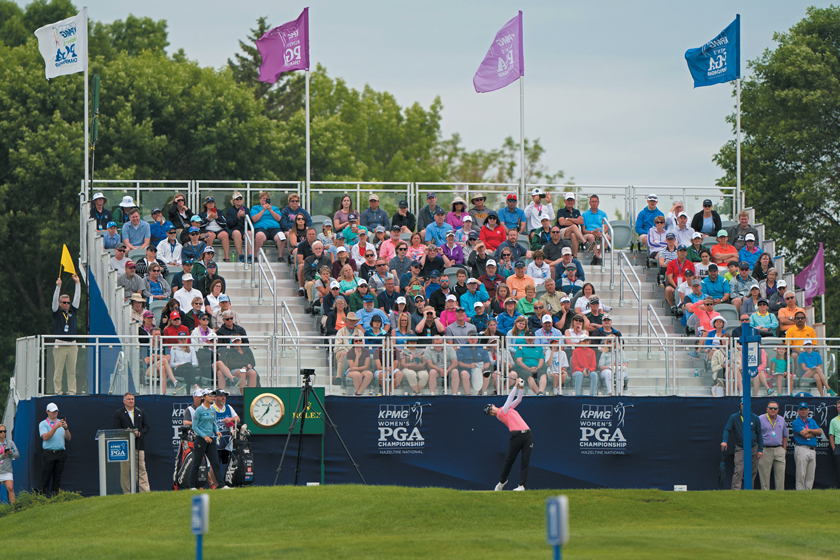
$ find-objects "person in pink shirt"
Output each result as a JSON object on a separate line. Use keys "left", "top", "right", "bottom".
{"left": 378, "top": 225, "right": 401, "bottom": 263}
{"left": 485, "top": 379, "right": 533, "bottom": 491}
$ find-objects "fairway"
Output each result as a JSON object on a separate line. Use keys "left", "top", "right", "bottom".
{"left": 1, "top": 486, "right": 838, "bottom": 559}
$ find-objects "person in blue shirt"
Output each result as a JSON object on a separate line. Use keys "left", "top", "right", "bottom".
{"left": 149, "top": 207, "right": 174, "bottom": 247}
{"left": 103, "top": 221, "right": 121, "bottom": 249}
{"left": 738, "top": 233, "right": 763, "bottom": 270}
{"left": 460, "top": 278, "right": 489, "bottom": 318}
{"left": 279, "top": 194, "right": 312, "bottom": 232}
{"left": 581, "top": 194, "right": 610, "bottom": 266}
{"left": 701, "top": 264, "right": 730, "bottom": 304}
{"left": 39, "top": 402, "right": 71, "bottom": 496}
{"left": 456, "top": 336, "right": 492, "bottom": 395}
{"left": 497, "top": 299, "right": 520, "bottom": 335}
{"left": 424, "top": 209, "right": 454, "bottom": 247}
{"left": 798, "top": 341, "right": 828, "bottom": 397}
{"left": 190, "top": 390, "right": 226, "bottom": 490}
{"left": 791, "top": 402, "right": 822, "bottom": 490}
{"left": 498, "top": 193, "right": 526, "bottom": 232}
{"left": 122, "top": 209, "right": 151, "bottom": 251}
{"left": 356, "top": 295, "right": 390, "bottom": 332}
{"left": 250, "top": 191, "right": 287, "bottom": 261}
{"left": 635, "top": 194, "right": 664, "bottom": 250}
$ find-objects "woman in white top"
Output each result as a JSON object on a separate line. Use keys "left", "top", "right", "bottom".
{"left": 0, "top": 422, "right": 20, "bottom": 504}
{"left": 574, "top": 283, "right": 612, "bottom": 315}
{"left": 204, "top": 280, "right": 224, "bottom": 315}
{"left": 190, "top": 313, "right": 236, "bottom": 390}
{"left": 170, "top": 336, "right": 199, "bottom": 388}
{"left": 564, "top": 314, "right": 589, "bottom": 364}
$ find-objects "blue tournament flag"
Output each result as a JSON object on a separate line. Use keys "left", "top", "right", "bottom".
{"left": 684, "top": 15, "right": 740, "bottom": 87}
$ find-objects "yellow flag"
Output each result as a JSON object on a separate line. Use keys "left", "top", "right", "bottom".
{"left": 60, "top": 244, "right": 76, "bottom": 275}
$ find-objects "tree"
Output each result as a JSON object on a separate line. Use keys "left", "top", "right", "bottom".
{"left": 713, "top": 5, "right": 839, "bottom": 337}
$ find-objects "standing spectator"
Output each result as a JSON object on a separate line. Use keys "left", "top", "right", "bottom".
{"left": 829, "top": 399, "right": 840, "bottom": 485}
{"left": 360, "top": 194, "right": 389, "bottom": 231}
{"left": 581, "top": 195, "right": 610, "bottom": 266}
{"left": 417, "top": 192, "right": 446, "bottom": 237}
{"left": 113, "top": 392, "right": 150, "bottom": 493}
{"left": 691, "top": 199, "right": 722, "bottom": 238}
{"left": 792, "top": 402, "right": 822, "bottom": 490}
{"left": 721, "top": 400, "right": 763, "bottom": 490}
{"left": 555, "top": 193, "right": 586, "bottom": 256}
{"left": 250, "top": 191, "right": 287, "bottom": 262}
{"left": 728, "top": 211, "right": 760, "bottom": 251}
{"left": 121, "top": 209, "right": 151, "bottom": 251}
{"left": 757, "top": 401, "right": 787, "bottom": 491}
{"left": 498, "top": 193, "right": 526, "bottom": 233}
{"left": 524, "top": 188, "right": 554, "bottom": 232}
{"left": 190, "top": 390, "right": 226, "bottom": 490}
{"left": 391, "top": 200, "right": 416, "bottom": 233}
{"left": 148, "top": 207, "right": 173, "bottom": 247}
{"left": 223, "top": 191, "right": 249, "bottom": 262}
{"left": 90, "top": 192, "right": 113, "bottom": 231}
{"left": 52, "top": 275, "right": 81, "bottom": 395}
{"left": 468, "top": 194, "right": 490, "bottom": 231}
{"left": 480, "top": 211, "right": 506, "bottom": 252}
{"left": 40, "top": 403, "right": 70, "bottom": 496}
{"left": 167, "top": 193, "right": 193, "bottom": 236}
{"left": 635, "top": 194, "right": 664, "bottom": 249}
{"left": 102, "top": 221, "right": 121, "bottom": 249}
{"left": 0, "top": 423, "right": 19, "bottom": 504}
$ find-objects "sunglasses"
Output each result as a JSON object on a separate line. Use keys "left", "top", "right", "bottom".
{"left": 397, "top": 247, "right": 407, "bottom": 251}
{"left": 377, "top": 264, "right": 387, "bottom": 267}
{"left": 0, "top": 430, "right": 6, "bottom": 433}
{"left": 366, "top": 253, "right": 375, "bottom": 257}
{"left": 296, "top": 217, "right": 305, "bottom": 221}
{"left": 785, "top": 296, "right": 795, "bottom": 300}
{"left": 533, "top": 306, "right": 544, "bottom": 310}
{"left": 767, "top": 407, "right": 778, "bottom": 410}
{"left": 116, "top": 248, "right": 125, "bottom": 253}
{"left": 189, "top": 232, "right": 199, "bottom": 236}
{"left": 574, "top": 319, "right": 583, "bottom": 323}
{"left": 551, "top": 230, "right": 561, "bottom": 234}
{"left": 175, "top": 199, "right": 184, "bottom": 203}
{"left": 655, "top": 221, "right": 665, "bottom": 224}
{"left": 223, "top": 317, "right": 233, "bottom": 321}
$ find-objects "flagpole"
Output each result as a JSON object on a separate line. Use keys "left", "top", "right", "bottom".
{"left": 735, "top": 77, "right": 741, "bottom": 214}
{"left": 519, "top": 76, "right": 525, "bottom": 200}
{"left": 305, "top": 69, "right": 311, "bottom": 207}
{"left": 83, "top": 5, "right": 89, "bottom": 198}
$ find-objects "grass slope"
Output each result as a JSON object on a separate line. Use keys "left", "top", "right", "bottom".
{"left": 1, "top": 486, "right": 838, "bottom": 559}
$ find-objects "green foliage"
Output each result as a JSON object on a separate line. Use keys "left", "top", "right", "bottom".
{"left": 22, "top": 0, "right": 76, "bottom": 34}
{"left": 0, "top": 1, "right": 28, "bottom": 48}
{"left": 89, "top": 15, "right": 169, "bottom": 61}
{"left": 714, "top": 5, "right": 839, "bottom": 337}
{"left": 0, "top": 490, "right": 83, "bottom": 519}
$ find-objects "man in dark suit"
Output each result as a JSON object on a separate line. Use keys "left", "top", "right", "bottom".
{"left": 113, "top": 392, "right": 151, "bottom": 493}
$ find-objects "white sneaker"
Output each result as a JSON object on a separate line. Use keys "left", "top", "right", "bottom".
{"left": 513, "top": 485, "right": 525, "bottom": 491}
{"left": 494, "top": 480, "right": 507, "bottom": 491}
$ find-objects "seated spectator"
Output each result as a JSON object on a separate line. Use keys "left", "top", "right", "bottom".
{"left": 328, "top": 234, "right": 347, "bottom": 262}
{"left": 222, "top": 191, "right": 249, "bottom": 262}
{"left": 645, "top": 217, "right": 668, "bottom": 257}
{"left": 377, "top": 226, "right": 401, "bottom": 263}
{"left": 142, "top": 264, "right": 171, "bottom": 304}
{"left": 516, "top": 286, "right": 538, "bottom": 317}
{"left": 348, "top": 280, "right": 374, "bottom": 313}
{"left": 333, "top": 195, "right": 355, "bottom": 233}
{"left": 331, "top": 309, "right": 363, "bottom": 380}
{"left": 656, "top": 234, "right": 678, "bottom": 283}
{"left": 421, "top": 243, "right": 445, "bottom": 280}
{"left": 103, "top": 221, "right": 121, "bottom": 249}
{"left": 168, "top": 335, "right": 199, "bottom": 388}
{"left": 691, "top": 199, "right": 722, "bottom": 237}
{"left": 496, "top": 193, "right": 525, "bottom": 233}
{"left": 122, "top": 209, "right": 151, "bottom": 251}
{"left": 686, "top": 232, "right": 704, "bottom": 263}
{"left": 90, "top": 192, "right": 114, "bottom": 231}
{"left": 799, "top": 340, "right": 828, "bottom": 397}
{"left": 597, "top": 337, "right": 621, "bottom": 396}
{"left": 515, "top": 335, "right": 548, "bottom": 395}
{"left": 526, "top": 301, "right": 546, "bottom": 332}
{"left": 148, "top": 207, "right": 174, "bottom": 248}
{"left": 198, "top": 261, "right": 225, "bottom": 297}
{"left": 478, "top": 259, "right": 504, "bottom": 300}
{"left": 768, "top": 346, "right": 791, "bottom": 395}
{"left": 205, "top": 279, "right": 225, "bottom": 316}
{"left": 564, "top": 315, "right": 589, "bottom": 364}
{"left": 369, "top": 259, "right": 396, "bottom": 294}
{"left": 364, "top": 315, "right": 388, "bottom": 351}
{"left": 429, "top": 273, "right": 456, "bottom": 313}
{"left": 211, "top": 295, "right": 238, "bottom": 330}
{"left": 441, "top": 231, "right": 464, "bottom": 267}
{"left": 785, "top": 312, "right": 817, "bottom": 365}
{"left": 480, "top": 211, "right": 506, "bottom": 253}
{"left": 487, "top": 283, "right": 509, "bottom": 316}
{"left": 169, "top": 259, "right": 194, "bottom": 292}
{"left": 759, "top": 268, "right": 779, "bottom": 299}
{"left": 221, "top": 336, "right": 258, "bottom": 395}
{"left": 414, "top": 306, "right": 446, "bottom": 342}
{"left": 752, "top": 253, "right": 773, "bottom": 283}
{"left": 452, "top": 269, "right": 469, "bottom": 301}
{"left": 376, "top": 277, "right": 401, "bottom": 314}
{"left": 157, "top": 226, "right": 182, "bottom": 267}
{"left": 635, "top": 194, "right": 664, "bottom": 249}
{"left": 572, "top": 338, "right": 598, "bottom": 396}
{"left": 739, "top": 234, "right": 763, "bottom": 270}
{"left": 777, "top": 290, "right": 803, "bottom": 333}
{"left": 553, "top": 247, "right": 586, "bottom": 281}
{"left": 392, "top": 200, "right": 416, "bottom": 233}
{"left": 350, "top": 228, "right": 376, "bottom": 268}
{"left": 574, "top": 284, "right": 602, "bottom": 315}
{"left": 526, "top": 250, "right": 551, "bottom": 286}
{"left": 729, "top": 261, "right": 755, "bottom": 314}
{"left": 250, "top": 191, "right": 287, "bottom": 262}
{"left": 740, "top": 284, "right": 763, "bottom": 316}
{"left": 693, "top": 249, "right": 712, "bottom": 279}
{"left": 506, "top": 316, "right": 530, "bottom": 356}
{"left": 158, "top": 299, "right": 181, "bottom": 330}
{"left": 767, "top": 279, "right": 788, "bottom": 315}
{"left": 540, "top": 226, "right": 572, "bottom": 278}
{"left": 529, "top": 214, "right": 553, "bottom": 250}
{"left": 301, "top": 241, "right": 331, "bottom": 299}
{"left": 424, "top": 337, "right": 458, "bottom": 395}
{"left": 130, "top": 293, "right": 147, "bottom": 323}
{"left": 356, "top": 294, "right": 390, "bottom": 333}
{"left": 723, "top": 260, "right": 738, "bottom": 282}
{"left": 403, "top": 232, "right": 424, "bottom": 262}
{"left": 665, "top": 245, "right": 695, "bottom": 313}
{"left": 425, "top": 208, "right": 454, "bottom": 247}
{"left": 439, "top": 295, "right": 459, "bottom": 327}
{"left": 190, "top": 312, "right": 235, "bottom": 389}
{"left": 446, "top": 196, "right": 469, "bottom": 232}
{"left": 538, "top": 278, "right": 564, "bottom": 314}
{"left": 468, "top": 194, "right": 490, "bottom": 232}
{"left": 458, "top": 217, "right": 475, "bottom": 245}
{"left": 400, "top": 260, "right": 424, "bottom": 293}
{"left": 701, "top": 263, "right": 729, "bottom": 304}
{"left": 728, "top": 210, "right": 760, "bottom": 251}
{"left": 343, "top": 337, "right": 374, "bottom": 396}
{"left": 559, "top": 265, "right": 584, "bottom": 296}
{"left": 551, "top": 295, "right": 574, "bottom": 334}
{"left": 370, "top": 225, "right": 386, "bottom": 251}
{"left": 173, "top": 274, "right": 204, "bottom": 315}
{"left": 667, "top": 212, "right": 695, "bottom": 248}
{"left": 181, "top": 227, "right": 207, "bottom": 263}
{"left": 143, "top": 327, "right": 177, "bottom": 393}
{"left": 544, "top": 338, "right": 569, "bottom": 395}
{"left": 342, "top": 213, "right": 363, "bottom": 245}
{"left": 114, "top": 195, "right": 137, "bottom": 227}
{"left": 118, "top": 260, "right": 144, "bottom": 301}
{"left": 494, "top": 229, "right": 531, "bottom": 262}
{"left": 451, "top": 336, "right": 486, "bottom": 396}
{"left": 534, "top": 314, "right": 563, "bottom": 346}
{"left": 680, "top": 278, "right": 705, "bottom": 331}
{"left": 711, "top": 230, "right": 739, "bottom": 265}
{"left": 507, "top": 261, "right": 535, "bottom": 300}
{"left": 163, "top": 310, "right": 191, "bottom": 347}
{"left": 191, "top": 247, "right": 215, "bottom": 284}
{"left": 703, "top": 317, "right": 728, "bottom": 363}
{"left": 392, "top": 309, "right": 415, "bottom": 346}
{"left": 199, "top": 198, "right": 230, "bottom": 259}
{"left": 688, "top": 297, "right": 721, "bottom": 344}
{"left": 583, "top": 298, "right": 607, "bottom": 334}
{"left": 470, "top": 301, "right": 491, "bottom": 331}
{"left": 181, "top": 297, "right": 205, "bottom": 332}
{"left": 135, "top": 245, "right": 169, "bottom": 279}
{"left": 555, "top": 193, "right": 586, "bottom": 256}
{"left": 167, "top": 193, "right": 193, "bottom": 236}
{"left": 325, "top": 295, "right": 350, "bottom": 337}
{"left": 750, "top": 298, "right": 779, "bottom": 338}
{"left": 496, "top": 249, "right": 515, "bottom": 279}
{"left": 496, "top": 298, "right": 520, "bottom": 335}
{"left": 460, "top": 278, "right": 489, "bottom": 318}
{"left": 359, "top": 193, "right": 389, "bottom": 231}
{"left": 400, "top": 338, "right": 429, "bottom": 395}
{"left": 332, "top": 247, "right": 357, "bottom": 279}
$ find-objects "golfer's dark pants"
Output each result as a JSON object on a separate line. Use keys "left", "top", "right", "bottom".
{"left": 499, "top": 430, "right": 534, "bottom": 486}
{"left": 190, "top": 438, "right": 223, "bottom": 489}
{"left": 41, "top": 449, "right": 66, "bottom": 496}
{"left": 833, "top": 452, "right": 840, "bottom": 485}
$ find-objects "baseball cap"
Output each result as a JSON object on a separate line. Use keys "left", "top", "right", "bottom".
{"left": 564, "top": 192, "right": 575, "bottom": 200}
{"left": 445, "top": 230, "right": 455, "bottom": 237}
{"left": 798, "top": 401, "right": 810, "bottom": 409}
{"left": 219, "top": 294, "right": 231, "bottom": 302}
{"left": 426, "top": 192, "right": 436, "bottom": 199}
{"left": 504, "top": 298, "right": 516, "bottom": 305}
{"left": 167, "top": 225, "right": 176, "bottom": 232}
{"left": 125, "top": 260, "right": 136, "bottom": 268}
{"left": 151, "top": 207, "right": 162, "bottom": 215}
{"left": 463, "top": 215, "right": 473, "bottom": 222}
{"left": 745, "top": 233, "right": 755, "bottom": 241}
{"left": 391, "top": 225, "right": 401, "bottom": 231}
{"left": 566, "top": 264, "right": 576, "bottom": 270}
{"left": 204, "top": 196, "right": 215, "bottom": 203}
{"left": 329, "top": 280, "right": 340, "bottom": 289}
{"left": 358, "top": 227, "right": 369, "bottom": 235}
{"left": 46, "top": 403, "right": 59, "bottom": 412}
{"left": 190, "top": 216, "right": 202, "bottom": 223}
{"left": 116, "top": 242, "right": 127, "bottom": 250}
{"left": 170, "top": 310, "right": 181, "bottom": 319}
{"left": 363, "top": 294, "right": 375, "bottom": 302}
{"left": 506, "top": 193, "right": 517, "bottom": 201}
{"left": 541, "top": 314, "right": 553, "bottom": 323}
{"left": 142, "top": 310, "right": 154, "bottom": 318}
{"left": 677, "top": 244, "right": 688, "bottom": 251}
{"left": 561, "top": 247, "right": 572, "bottom": 255}
{"left": 182, "top": 273, "right": 194, "bottom": 282}
{"left": 739, "top": 262, "right": 750, "bottom": 269}
{"left": 206, "top": 260, "right": 217, "bottom": 268}
{"left": 468, "top": 231, "right": 479, "bottom": 240}
{"left": 144, "top": 245, "right": 157, "bottom": 253}
{"left": 189, "top": 226, "right": 200, "bottom": 233}
{"left": 678, "top": 212, "right": 688, "bottom": 218}
{"left": 410, "top": 260, "right": 422, "bottom": 268}
{"left": 647, "top": 194, "right": 658, "bottom": 201}
{"left": 336, "top": 246, "right": 347, "bottom": 254}
{"left": 692, "top": 232, "right": 702, "bottom": 239}
{"left": 430, "top": 270, "right": 441, "bottom": 278}
{"left": 539, "top": 214, "right": 551, "bottom": 222}
{"left": 375, "top": 225, "right": 385, "bottom": 233}
{"left": 717, "top": 230, "right": 728, "bottom": 237}
{"left": 777, "top": 279, "right": 787, "bottom": 288}
{"left": 434, "top": 208, "right": 445, "bottom": 215}
{"left": 530, "top": 188, "right": 544, "bottom": 197}
{"left": 703, "top": 199, "right": 713, "bottom": 206}
{"left": 474, "top": 301, "right": 484, "bottom": 308}
{"left": 357, "top": 278, "right": 368, "bottom": 285}
{"left": 106, "top": 221, "right": 116, "bottom": 228}
{"left": 446, "top": 294, "right": 457, "bottom": 302}
{"left": 691, "top": 279, "right": 702, "bottom": 286}
{"left": 665, "top": 232, "right": 676, "bottom": 240}
{"left": 467, "top": 277, "right": 479, "bottom": 284}
{"left": 514, "top": 260, "right": 525, "bottom": 268}
{"left": 602, "top": 314, "right": 611, "bottom": 320}
{"left": 560, "top": 296, "right": 571, "bottom": 303}
{"left": 192, "top": 388, "right": 204, "bottom": 397}
{"left": 758, "top": 297, "right": 769, "bottom": 304}
{"left": 369, "top": 194, "right": 379, "bottom": 201}
{"left": 323, "top": 219, "right": 332, "bottom": 227}
{"left": 803, "top": 340, "right": 813, "bottom": 346}
{"left": 183, "top": 259, "right": 194, "bottom": 265}
{"left": 348, "top": 213, "right": 358, "bottom": 221}
{"left": 486, "top": 259, "right": 497, "bottom": 267}
{"left": 203, "top": 246, "right": 215, "bottom": 254}
{"left": 396, "top": 296, "right": 406, "bottom": 304}
{"left": 589, "top": 296, "right": 600, "bottom": 304}
{"left": 708, "top": 263, "right": 718, "bottom": 271}
{"left": 414, "top": 294, "right": 425, "bottom": 301}
{"left": 399, "top": 200, "right": 408, "bottom": 208}
{"left": 455, "top": 306, "right": 466, "bottom": 312}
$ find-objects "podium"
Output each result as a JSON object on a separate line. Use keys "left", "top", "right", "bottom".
{"left": 95, "top": 429, "right": 136, "bottom": 496}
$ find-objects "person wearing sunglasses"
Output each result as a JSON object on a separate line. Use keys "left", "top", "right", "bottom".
{"left": 167, "top": 192, "right": 194, "bottom": 234}
{"left": 468, "top": 194, "right": 489, "bottom": 231}
{"left": 691, "top": 198, "right": 722, "bottom": 238}
{"left": 635, "top": 193, "right": 664, "bottom": 250}
{"left": 223, "top": 190, "right": 249, "bottom": 262}
{"left": 757, "top": 401, "right": 787, "bottom": 490}
{"left": 110, "top": 242, "right": 129, "bottom": 274}
{"left": 479, "top": 210, "right": 506, "bottom": 252}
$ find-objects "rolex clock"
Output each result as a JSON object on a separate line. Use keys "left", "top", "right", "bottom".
{"left": 249, "top": 392, "right": 285, "bottom": 429}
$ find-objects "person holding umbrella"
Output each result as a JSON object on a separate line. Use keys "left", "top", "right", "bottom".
{"left": 485, "top": 379, "right": 532, "bottom": 491}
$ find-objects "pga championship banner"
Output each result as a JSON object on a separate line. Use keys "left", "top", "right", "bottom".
{"left": 684, "top": 14, "right": 739, "bottom": 87}
{"left": 473, "top": 11, "right": 524, "bottom": 93}
{"left": 257, "top": 7, "right": 310, "bottom": 84}
{"left": 34, "top": 7, "right": 88, "bottom": 80}
{"left": 10, "top": 395, "right": 840, "bottom": 495}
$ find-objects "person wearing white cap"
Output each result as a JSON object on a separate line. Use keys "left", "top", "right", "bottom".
{"left": 524, "top": 188, "right": 554, "bottom": 232}
{"left": 173, "top": 273, "right": 205, "bottom": 314}
{"left": 766, "top": 278, "right": 787, "bottom": 315}
{"left": 666, "top": 211, "right": 695, "bottom": 248}
{"left": 738, "top": 232, "right": 764, "bottom": 271}
{"left": 39, "top": 402, "right": 70, "bottom": 496}
{"left": 556, "top": 192, "right": 586, "bottom": 256}
{"left": 799, "top": 340, "right": 828, "bottom": 397}
{"left": 635, "top": 194, "right": 664, "bottom": 250}
{"left": 534, "top": 314, "right": 562, "bottom": 347}
{"left": 90, "top": 192, "right": 113, "bottom": 231}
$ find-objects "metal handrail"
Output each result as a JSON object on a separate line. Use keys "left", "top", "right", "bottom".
{"left": 255, "top": 248, "right": 278, "bottom": 336}
{"left": 646, "top": 303, "right": 670, "bottom": 392}
{"left": 279, "top": 301, "right": 302, "bottom": 381}
{"left": 618, "top": 251, "right": 643, "bottom": 335}
{"left": 244, "top": 215, "right": 255, "bottom": 285}
{"left": 601, "top": 217, "right": 615, "bottom": 288}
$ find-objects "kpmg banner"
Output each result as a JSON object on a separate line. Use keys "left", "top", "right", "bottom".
{"left": 685, "top": 14, "right": 740, "bottom": 87}
{"left": 10, "top": 396, "right": 840, "bottom": 495}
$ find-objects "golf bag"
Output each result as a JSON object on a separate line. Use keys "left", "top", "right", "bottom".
{"left": 224, "top": 424, "right": 254, "bottom": 487}
{"left": 173, "top": 428, "right": 206, "bottom": 490}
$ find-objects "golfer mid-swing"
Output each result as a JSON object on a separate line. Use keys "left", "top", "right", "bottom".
{"left": 485, "top": 379, "right": 533, "bottom": 491}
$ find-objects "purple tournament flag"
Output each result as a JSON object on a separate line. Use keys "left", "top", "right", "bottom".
{"left": 794, "top": 242, "right": 825, "bottom": 306}
{"left": 257, "top": 7, "right": 310, "bottom": 84}
{"left": 473, "top": 11, "right": 524, "bottom": 93}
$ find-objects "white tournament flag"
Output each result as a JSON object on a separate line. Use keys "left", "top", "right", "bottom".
{"left": 34, "top": 7, "right": 88, "bottom": 80}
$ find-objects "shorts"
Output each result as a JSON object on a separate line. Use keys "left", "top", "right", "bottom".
{"left": 255, "top": 227, "right": 286, "bottom": 241}
{"left": 0, "top": 472, "right": 12, "bottom": 482}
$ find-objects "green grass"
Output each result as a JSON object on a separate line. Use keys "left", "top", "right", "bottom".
{"left": 1, "top": 486, "right": 838, "bottom": 559}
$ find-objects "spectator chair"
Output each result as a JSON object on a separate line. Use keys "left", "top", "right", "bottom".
{"left": 609, "top": 220, "right": 633, "bottom": 250}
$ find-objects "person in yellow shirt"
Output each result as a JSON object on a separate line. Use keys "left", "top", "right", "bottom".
{"left": 785, "top": 312, "right": 817, "bottom": 365}
{"left": 506, "top": 261, "right": 535, "bottom": 300}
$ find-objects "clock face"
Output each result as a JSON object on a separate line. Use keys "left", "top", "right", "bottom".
{"left": 250, "top": 393, "right": 285, "bottom": 428}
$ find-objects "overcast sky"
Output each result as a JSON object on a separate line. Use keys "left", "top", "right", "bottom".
{"left": 22, "top": 1, "right": 831, "bottom": 188}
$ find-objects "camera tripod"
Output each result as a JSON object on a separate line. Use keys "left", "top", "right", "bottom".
{"left": 274, "top": 369, "right": 366, "bottom": 486}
